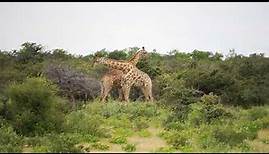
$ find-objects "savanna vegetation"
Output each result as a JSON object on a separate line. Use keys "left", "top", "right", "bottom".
{"left": 0, "top": 42, "right": 269, "bottom": 152}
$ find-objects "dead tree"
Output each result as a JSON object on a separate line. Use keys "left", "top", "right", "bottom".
{"left": 44, "top": 64, "right": 101, "bottom": 108}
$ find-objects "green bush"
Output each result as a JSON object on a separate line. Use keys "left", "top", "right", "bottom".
{"left": 5, "top": 77, "right": 65, "bottom": 136}
{"left": 23, "top": 136, "right": 46, "bottom": 147}
{"left": 156, "top": 73, "right": 201, "bottom": 107}
{"left": 110, "top": 136, "right": 127, "bottom": 144}
{"left": 91, "top": 142, "right": 110, "bottom": 150}
{"left": 164, "top": 104, "right": 191, "bottom": 124}
{"left": 106, "top": 115, "right": 133, "bottom": 130}
{"left": 29, "top": 133, "right": 93, "bottom": 152}
{"left": 64, "top": 110, "right": 107, "bottom": 138}
{"left": 45, "top": 133, "right": 82, "bottom": 152}
{"left": 100, "top": 102, "right": 122, "bottom": 118}
{"left": 122, "top": 144, "right": 136, "bottom": 152}
{"left": 213, "top": 126, "right": 246, "bottom": 146}
{"left": 0, "top": 122, "right": 22, "bottom": 152}
{"left": 113, "top": 127, "right": 134, "bottom": 137}
{"left": 133, "top": 117, "right": 149, "bottom": 131}
{"left": 187, "top": 94, "right": 232, "bottom": 126}
{"left": 166, "top": 131, "right": 190, "bottom": 150}
{"left": 32, "top": 145, "right": 50, "bottom": 152}
{"left": 196, "top": 126, "right": 218, "bottom": 150}
{"left": 164, "top": 121, "right": 186, "bottom": 131}
{"left": 137, "top": 129, "right": 151, "bottom": 137}
{"left": 126, "top": 102, "right": 160, "bottom": 120}
{"left": 247, "top": 107, "right": 268, "bottom": 121}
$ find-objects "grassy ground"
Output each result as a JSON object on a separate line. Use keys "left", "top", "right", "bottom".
{"left": 248, "top": 128, "right": 269, "bottom": 152}
{"left": 84, "top": 127, "right": 170, "bottom": 153}
{"left": 73, "top": 101, "right": 175, "bottom": 153}
{"left": 20, "top": 101, "right": 269, "bottom": 153}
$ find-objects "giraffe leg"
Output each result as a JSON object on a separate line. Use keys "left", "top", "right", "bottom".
{"left": 141, "top": 86, "right": 150, "bottom": 102}
{"left": 100, "top": 79, "right": 113, "bottom": 103}
{"left": 118, "top": 88, "right": 124, "bottom": 101}
{"left": 121, "top": 84, "right": 131, "bottom": 104}
{"left": 148, "top": 88, "right": 154, "bottom": 102}
{"left": 141, "top": 85, "right": 154, "bottom": 103}
{"left": 102, "top": 84, "right": 113, "bottom": 103}
{"left": 100, "top": 82, "right": 104, "bottom": 102}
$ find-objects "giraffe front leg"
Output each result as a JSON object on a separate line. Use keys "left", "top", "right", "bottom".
{"left": 120, "top": 71, "right": 134, "bottom": 104}
{"left": 100, "top": 83, "right": 104, "bottom": 102}
{"left": 121, "top": 84, "right": 131, "bottom": 105}
{"left": 102, "top": 82, "right": 113, "bottom": 103}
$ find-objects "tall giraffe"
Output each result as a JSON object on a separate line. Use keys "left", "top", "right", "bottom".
{"left": 92, "top": 48, "right": 153, "bottom": 103}
{"left": 100, "top": 48, "right": 148, "bottom": 102}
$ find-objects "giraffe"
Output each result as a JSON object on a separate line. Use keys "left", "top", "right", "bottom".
{"left": 92, "top": 48, "right": 153, "bottom": 103}
{"left": 100, "top": 48, "right": 148, "bottom": 102}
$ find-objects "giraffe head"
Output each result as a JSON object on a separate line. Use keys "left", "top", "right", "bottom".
{"left": 127, "top": 47, "right": 149, "bottom": 65}
{"left": 91, "top": 55, "right": 105, "bottom": 67}
{"left": 137, "top": 47, "right": 148, "bottom": 59}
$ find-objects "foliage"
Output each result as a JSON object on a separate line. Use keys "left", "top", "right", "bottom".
{"left": 45, "top": 134, "right": 81, "bottom": 152}
{"left": 91, "top": 142, "right": 110, "bottom": 150}
{"left": 122, "top": 143, "right": 136, "bottom": 152}
{"left": 137, "top": 129, "right": 151, "bottom": 137}
{"left": 110, "top": 136, "right": 127, "bottom": 144}
{"left": 4, "top": 77, "right": 65, "bottom": 136}
{"left": 1, "top": 42, "right": 269, "bottom": 152}
{"left": 64, "top": 110, "right": 107, "bottom": 137}
{"left": 0, "top": 121, "right": 23, "bottom": 152}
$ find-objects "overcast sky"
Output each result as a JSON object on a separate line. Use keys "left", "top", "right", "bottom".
{"left": 0, "top": 2, "right": 269, "bottom": 56}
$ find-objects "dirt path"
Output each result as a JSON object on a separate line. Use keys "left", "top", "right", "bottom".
{"left": 88, "top": 127, "right": 170, "bottom": 153}
{"left": 127, "top": 127, "right": 168, "bottom": 152}
{"left": 22, "top": 126, "right": 171, "bottom": 153}
{"left": 248, "top": 128, "right": 269, "bottom": 152}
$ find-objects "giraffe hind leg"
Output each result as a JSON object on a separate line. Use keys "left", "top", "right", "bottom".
{"left": 141, "top": 85, "right": 154, "bottom": 103}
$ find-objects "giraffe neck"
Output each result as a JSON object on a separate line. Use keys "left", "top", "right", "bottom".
{"left": 128, "top": 51, "right": 142, "bottom": 65}
{"left": 97, "top": 57, "right": 133, "bottom": 73}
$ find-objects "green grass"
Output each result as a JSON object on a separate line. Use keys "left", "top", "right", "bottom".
{"left": 91, "top": 142, "right": 110, "bottom": 150}
{"left": 2, "top": 100, "right": 269, "bottom": 153}
{"left": 122, "top": 143, "right": 136, "bottom": 152}
{"left": 137, "top": 129, "right": 151, "bottom": 137}
{"left": 110, "top": 136, "right": 127, "bottom": 144}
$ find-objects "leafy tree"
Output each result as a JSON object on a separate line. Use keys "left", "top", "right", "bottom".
{"left": 108, "top": 50, "right": 128, "bottom": 60}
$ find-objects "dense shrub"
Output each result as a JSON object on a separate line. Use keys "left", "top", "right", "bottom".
{"left": 0, "top": 121, "right": 22, "bottom": 152}
{"left": 247, "top": 107, "right": 269, "bottom": 121}
{"left": 1, "top": 42, "right": 269, "bottom": 153}
{"left": 122, "top": 144, "right": 136, "bottom": 152}
{"left": 91, "top": 142, "right": 110, "bottom": 150}
{"left": 5, "top": 77, "right": 66, "bottom": 136}
{"left": 42, "top": 133, "right": 82, "bottom": 152}
{"left": 133, "top": 117, "right": 150, "bottom": 131}
{"left": 126, "top": 102, "right": 160, "bottom": 120}
{"left": 156, "top": 73, "right": 202, "bottom": 107}
{"left": 187, "top": 93, "right": 232, "bottom": 126}
{"left": 166, "top": 131, "right": 190, "bottom": 150}
{"left": 110, "top": 136, "right": 127, "bottom": 144}
{"left": 164, "top": 104, "right": 191, "bottom": 125}
{"left": 64, "top": 110, "right": 107, "bottom": 138}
